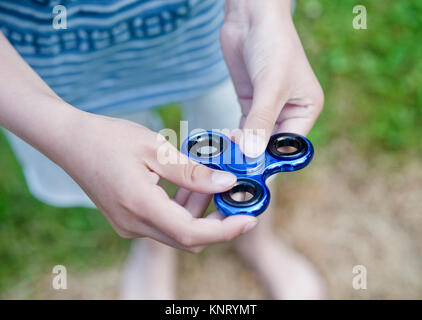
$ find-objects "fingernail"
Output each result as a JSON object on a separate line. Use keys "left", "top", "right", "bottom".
{"left": 243, "top": 133, "right": 266, "bottom": 158}
{"left": 242, "top": 220, "right": 258, "bottom": 234}
{"left": 212, "top": 171, "right": 236, "bottom": 187}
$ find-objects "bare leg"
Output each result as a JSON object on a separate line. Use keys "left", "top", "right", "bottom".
{"left": 119, "top": 238, "right": 176, "bottom": 300}
{"left": 234, "top": 178, "right": 326, "bottom": 300}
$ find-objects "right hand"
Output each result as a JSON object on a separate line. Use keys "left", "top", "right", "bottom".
{"left": 54, "top": 111, "right": 258, "bottom": 252}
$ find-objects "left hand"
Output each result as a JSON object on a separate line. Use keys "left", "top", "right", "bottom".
{"left": 221, "top": 0, "right": 324, "bottom": 157}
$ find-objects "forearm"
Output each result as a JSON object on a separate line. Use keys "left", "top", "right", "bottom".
{"left": 0, "top": 32, "right": 83, "bottom": 164}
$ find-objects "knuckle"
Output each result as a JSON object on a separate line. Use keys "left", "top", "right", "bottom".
{"left": 146, "top": 138, "right": 161, "bottom": 160}
{"left": 250, "top": 109, "right": 274, "bottom": 128}
{"left": 142, "top": 131, "right": 166, "bottom": 161}
{"left": 176, "top": 231, "right": 195, "bottom": 248}
{"left": 122, "top": 200, "right": 150, "bottom": 225}
{"left": 154, "top": 133, "right": 168, "bottom": 149}
{"left": 115, "top": 194, "right": 151, "bottom": 227}
{"left": 116, "top": 218, "right": 136, "bottom": 235}
{"left": 313, "top": 85, "right": 325, "bottom": 113}
{"left": 116, "top": 189, "right": 130, "bottom": 208}
{"left": 222, "top": 229, "right": 233, "bottom": 243}
{"left": 186, "top": 246, "right": 204, "bottom": 254}
{"left": 116, "top": 188, "right": 149, "bottom": 222}
{"left": 117, "top": 189, "right": 138, "bottom": 212}
{"left": 115, "top": 228, "right": 135, "bottom": 239}
{"left": 180, "top": 236, "right": 194, "bottom": 248}
{"left": 183, "top": 162, "right": 200, "bottom": 185}
{"left": 155, "top": 134, "right": 180, "bottom": 165}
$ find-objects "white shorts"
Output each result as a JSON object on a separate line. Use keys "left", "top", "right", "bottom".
{"left": 4, "top": 80, "right": 242, "bottom": 208}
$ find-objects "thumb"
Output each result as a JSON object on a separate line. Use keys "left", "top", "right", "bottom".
{"left": 240, "top": 78, "right": 288, "bottom": 158}
{"left": 148, "top": 136, "right": 237, "bottom": 193}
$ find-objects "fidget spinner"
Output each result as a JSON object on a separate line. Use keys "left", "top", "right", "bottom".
{"left": 181, "top": 131, "right": 314, "bottom": 217}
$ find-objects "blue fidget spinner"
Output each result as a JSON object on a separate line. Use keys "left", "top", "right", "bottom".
{"left": 181, "top": 131, "right": 314, "bottom": 217}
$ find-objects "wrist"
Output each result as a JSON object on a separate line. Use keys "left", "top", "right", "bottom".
{"left": 225, "top": 0, "right": 293, "bottom": 25}
{"left": 1, "top": 92, "right": 85, "bottom": 166}
{"left": 225, "top": 0, "right": 292, "bottom": 13}
{"left": 39, "top": 99, "right": 87, "bottom": 166}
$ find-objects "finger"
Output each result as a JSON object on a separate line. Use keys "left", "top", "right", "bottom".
{"left": 206, "top": 210, "right": 257, "bottom": 235}
{"left": 174, "top": 187, "right": 191, "bottom": 206}
{"left": 174, "top": 188, "right": 213, "bottom": 218}
{"left": 274, "top": 87, "right": 324, "bottom": 136}
{"left": 113, "top": 215, "right": 205, "bottom": 253}
{"left": 220, "top": 22, "right": 254, "bottom": 106}
{"left": 183, "top": 192, "right": 213, "bottom": 218}
{"left": 105, "top": 203, "right": 206, "bottom": 253}
{"left": 206, "top": 211, "right": 225, "bottom": 221}
{"left": 141, "top": 224, "right": 205, "bottom": 253}
{"left": 147, "top": 136, "right": 237, "bottom": 194}
{"left": 241, "top": 72, "right": 289, "bottom": 157}
{"left": 141, "top": 185, "right": 258, "bottom": 247}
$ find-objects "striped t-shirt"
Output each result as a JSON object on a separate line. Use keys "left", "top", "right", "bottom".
{"left": 0, "top": 0, "right": 228, "bottom": 114}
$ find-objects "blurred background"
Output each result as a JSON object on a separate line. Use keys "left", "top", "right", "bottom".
{"left": 1, "top": 0, "right": 421, "bottom": 299}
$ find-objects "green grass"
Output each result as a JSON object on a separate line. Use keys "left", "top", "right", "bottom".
{"left": 0, "top": 0, "right": 421, "bottom": 297}
{"left": 0, "top": 132, "right": 130, "bottom": 297}
{"left": 296, "top": 0, "right": 422, "bottom": 154}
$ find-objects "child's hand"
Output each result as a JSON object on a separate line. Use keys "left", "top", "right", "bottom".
{"left": 221, "top": 0, "right": 324, "bottom": 157}
{"left": 0, "top": 33, "right": 257, "bottom": 252}
{"left": 55, "top": 112, "right": 258, "bottom": 252}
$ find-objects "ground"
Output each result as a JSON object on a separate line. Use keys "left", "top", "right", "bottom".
{"left": 0, "top": 0, "right": 421, "bottom": 299}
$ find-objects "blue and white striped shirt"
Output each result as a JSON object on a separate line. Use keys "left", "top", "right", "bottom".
{"left": 0, "top": 0, "right": 228, "bottom": 114}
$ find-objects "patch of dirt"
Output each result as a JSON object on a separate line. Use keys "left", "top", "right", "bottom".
{"left": 177, "top": 244, "right": 267, "bottom": 299}
{"left": 274, "top": 140, "right": 422, "bottom": 299}
{"left": 34, "top": 269, "right": 120, "bottom": 300}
